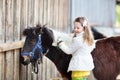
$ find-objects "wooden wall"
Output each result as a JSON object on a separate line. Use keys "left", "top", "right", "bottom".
{"left": 70, "top": 0, "right": 116, "bottom": 27}
{"left": 0, "top": 0, "right": 117, "bottom": 80}
{"left": 0, "top": 0, "right": 70, "bottom": 80}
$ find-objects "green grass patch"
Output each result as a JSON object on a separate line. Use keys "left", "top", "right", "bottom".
{"left": 116, "top": 5, "right": 120, "bottom": 27}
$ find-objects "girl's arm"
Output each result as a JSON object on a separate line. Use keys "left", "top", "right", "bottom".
{"left": 58, "top": 38, "right": 83, "bottom": 54}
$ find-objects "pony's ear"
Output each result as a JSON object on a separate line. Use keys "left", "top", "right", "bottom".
{"left": 23, "top": 28, "right": 34, "bottom": 36}
{"left": 35, "top": 26, "right": 42, "bottom": 35}
{"left": 36, "top": 24, "right": 47, "bottom": 32}
{"left": 36, "top": 24, "right": 41, "bottom": 27}
{"left": 23, "top": 28, "right": 29, "bottom": 36}
{"left": 43, "top": 24, "right": 47, "bottom": 28}
{"left": 42, "top": 24, "right": 48, "bottom": 32}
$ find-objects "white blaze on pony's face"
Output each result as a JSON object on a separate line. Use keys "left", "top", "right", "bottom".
{"left": 51, "top": 29, "right": 73, "bottom": 46}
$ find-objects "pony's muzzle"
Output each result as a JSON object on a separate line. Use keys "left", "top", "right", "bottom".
{"left": 21, "top": 56, "right": 31, "bottom": 65}
{"left": 23, "top": 58, "right": 30, "bottom": 65}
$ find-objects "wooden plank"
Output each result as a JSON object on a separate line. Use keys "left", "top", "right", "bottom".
{"left": 5, "top": 0, "right": 14, "bottom": 80}
{"left": 63, "top": 0, "right": 70, "bottom": 32}
{"left": 58, "top": 0, "right": 63, "bottom": 30}
{"left": 50, "top": 61, "right": 58, "bottom": 78}
{"left": 47, "top": 0, "right": 50, "bottom": 27}
{"left": 0, "top": 53, "right": 2, "bottom": 80}
{"left": 20, "top": 65, "right": 27, "bottom": 80}
{"left": 0, "top": 40, "right": 24, "bottom": 52}
{"left": 38, "top": 0, "right": 43, "bottom": 24}
{"left": 0, "top": 0, "right": 3, "bottom": 42}
{"left": 32, "top": 71, "right": 37, "bottom": 80}
{"left": 1, "top": 0, "right": 5, "bottom": 79}
{"left": 0, "top": 0, "right": 5, "bottom": 80}
{"left": 53, "top": 0, "right": 59, "bottom": 29}
{"left": 46, "top": 58, "right": 52, "bottom": 80}
{"left": 13, "top": 0, "right": 21, "bottom": 80}
{"left": 43, "top": 0, "right": 47, "bottom": 25}
{"left": 27, "top": 64, "right": 32, "bottom": 80}
{"left": 20, "top": 0, "right": 27, "bottom": 80}
{"left": 5, "top": 51, "right": 14, "bottom": 80}
{"left": 13, "top": 0, "right": 20, "bottom": 41}
{"left": 0, "top": 2, "right": 3, "bottom": 80}
{"left": 27, "top": 0, "right": 34, "bottom": 26}
{"left": 49, "top": 0, "right": 54, "bottom": 28}
{"left": 38, "top": 64, "right": 42, "bottom": 80}
{"left": 20, "top": 0, "right": 27, "bottom": 36}
{"left": 50, "top": 77, "right": 63, "bottom": 80}
{"left": 0, "top": 52, "right": 5, "bottom": 80}
{"left": 14, "top": 49, "right": 20, "bottom": 80}
{"left": 33, "top": 0, "right": 39, "bottom": 25}
{"left": 42, "top": 56, "right": 47, "bottom": 80}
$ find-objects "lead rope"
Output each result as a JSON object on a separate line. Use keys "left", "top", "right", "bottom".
{"left": 31, "top": 60, "right": 39, "bottom": 74}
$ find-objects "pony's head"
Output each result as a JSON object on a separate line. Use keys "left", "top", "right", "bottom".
{"left": 21, "top": 24, "right": 54, "bottom": 65}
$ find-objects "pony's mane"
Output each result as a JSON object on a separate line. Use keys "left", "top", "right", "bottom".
{"left": 51, "top": 29, "right": 73, "bottom": 46}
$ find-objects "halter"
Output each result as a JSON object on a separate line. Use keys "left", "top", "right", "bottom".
{"left": 21, "top": 34, "right": 44, "bottom": 60}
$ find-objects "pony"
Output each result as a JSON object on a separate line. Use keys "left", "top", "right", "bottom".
{"left": 20, "top": 24, "right": 120, "bottom": 80}
{"left": 21, "top": 25, "right": 72, "bottom": 79}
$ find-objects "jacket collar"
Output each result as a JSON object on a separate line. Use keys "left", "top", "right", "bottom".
{"left": 76, "top": 31, "right": 84, "bottom": 37}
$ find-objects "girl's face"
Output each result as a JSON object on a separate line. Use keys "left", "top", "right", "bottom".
{"left": 73, "top": 22, "right": 84, "bottom": 35}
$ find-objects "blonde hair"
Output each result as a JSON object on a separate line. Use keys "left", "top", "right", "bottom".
{"left": 74, "top": 17, "right": 94, "bottom": 46}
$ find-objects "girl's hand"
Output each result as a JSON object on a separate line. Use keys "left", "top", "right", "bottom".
{"left": 57, "top": 37, "right": 63, "bottom": 46}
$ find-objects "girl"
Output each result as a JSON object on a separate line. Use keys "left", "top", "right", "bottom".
{"left": 57, "top": 17, "right": 95, "bottom": 80}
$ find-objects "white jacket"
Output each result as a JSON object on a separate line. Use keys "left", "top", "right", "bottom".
{"left": 59, "top": 32, "right": 95, "bottom": 72}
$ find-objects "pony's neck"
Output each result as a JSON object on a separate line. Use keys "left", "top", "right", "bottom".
{"left": 45, "top": 46, "right": 68, "bottom": 62}
{"left": 45, "top": 46, "right": 72, "bottom": 79}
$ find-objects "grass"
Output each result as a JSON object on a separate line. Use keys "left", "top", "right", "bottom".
{"left": 116, "top": 5, "right": 120, "bottom": 27}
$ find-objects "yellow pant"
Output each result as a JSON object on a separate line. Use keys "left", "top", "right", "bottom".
{"left": 72, "top": 71, "right": 90, "bottom": 80}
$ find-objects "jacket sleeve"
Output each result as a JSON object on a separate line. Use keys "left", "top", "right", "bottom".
{"left": 58, "top": 37, "right": 83, "bottom": 54}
